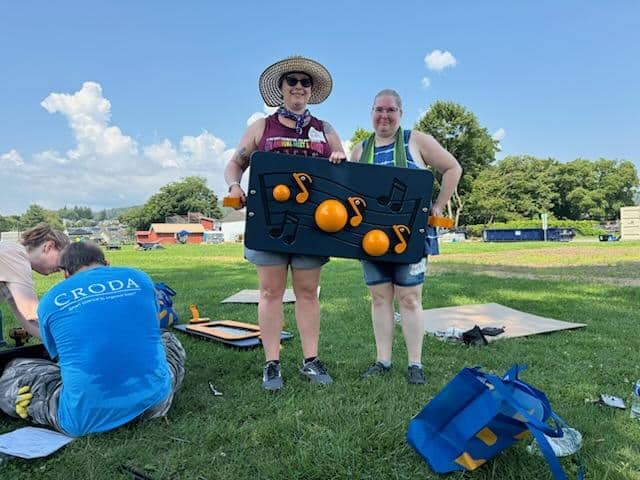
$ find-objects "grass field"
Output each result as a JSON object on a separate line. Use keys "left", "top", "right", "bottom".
{"left": 1, "top": 240, "right": 639, "bottom": 479}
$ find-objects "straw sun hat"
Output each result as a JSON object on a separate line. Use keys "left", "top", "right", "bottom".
{"left": 259, "top": 56, "right": 333, "bottom": 107}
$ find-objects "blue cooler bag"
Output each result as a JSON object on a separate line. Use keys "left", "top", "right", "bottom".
{"left": 155, "top": 282, "right": 178, "bottom": 328}
{"left": 407, "top": 365, "right": 583, "bottom": 480}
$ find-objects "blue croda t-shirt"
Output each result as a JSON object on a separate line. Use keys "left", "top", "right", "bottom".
{"left": 37, "top": 266, "right": 171, "bottom": 437}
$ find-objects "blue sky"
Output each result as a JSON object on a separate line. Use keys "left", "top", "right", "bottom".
{"left": 1, "top": 0, "right": 638, "bottom": 215}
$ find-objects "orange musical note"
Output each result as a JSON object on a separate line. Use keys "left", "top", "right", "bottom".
{"left": 392, "top": 224, "right": 411, "bottom": 254}
{"left": 347, "top": 196, "right": 367, "bottom": 227}
{"left": 293, "top": 172, "right": 312, "bottom": 204}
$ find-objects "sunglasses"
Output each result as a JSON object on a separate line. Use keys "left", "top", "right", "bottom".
{"left": 284, "top": 75, "right": 312, "bottom": 88}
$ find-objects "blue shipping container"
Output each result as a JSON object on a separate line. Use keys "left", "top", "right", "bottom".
{"left": 483, "top": 228, "right": 574, "bottom": 242}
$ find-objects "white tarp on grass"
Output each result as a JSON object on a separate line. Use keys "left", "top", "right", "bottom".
{"left": 423, "top": 303, "right": 586, "bottom": 341}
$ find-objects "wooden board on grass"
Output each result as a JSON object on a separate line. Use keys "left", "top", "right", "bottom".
{"left": 186, "top": 320, "right": 261, "bottom": 340}
{"left": 174, "top": 322, "right": 293, "bottom": 349}
{"left": 221, "top": 287, "right": 320, "bottom": 304}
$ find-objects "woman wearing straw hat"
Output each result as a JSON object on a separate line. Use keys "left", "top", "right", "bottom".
{"left": 224, "top": 56, "right": 346, "bottom": 390}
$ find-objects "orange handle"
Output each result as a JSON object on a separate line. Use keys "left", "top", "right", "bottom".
{"left": 188, "top": 304, "right": 210, "bottom": 324}
{"left": 223, "top": 196, "right": 242, "bottom": 209}
{"left": 428, "top": 216, "right": 454, "bottom": 228}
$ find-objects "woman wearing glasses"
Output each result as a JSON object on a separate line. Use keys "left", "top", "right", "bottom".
{"left": 350, "top": 89, "right": 462, "bottom": 385}
{"left": 224, "top": 56, "right": 346, "bottom": 390}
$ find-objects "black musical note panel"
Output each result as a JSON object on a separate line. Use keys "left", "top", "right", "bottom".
{"left": 245, "top": 151, "right": 433, "bottom": 264}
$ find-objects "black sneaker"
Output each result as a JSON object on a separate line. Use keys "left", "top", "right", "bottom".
{"left": 361, "top": 361, "right": 391, "bottom": 378}
{"left": 262, "top": 361, "right": 283, "bottom": 391}
{"left": 300, "top": 358, "right": 333, "bottom": 385}
{"left": 407, "top": 365, "right": 425, "bottom": 385}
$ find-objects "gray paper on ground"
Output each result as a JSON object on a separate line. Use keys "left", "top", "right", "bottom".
{"left": 423, "top": 303, "right": 585, "bottom": 341}
{"left": 0, "top": 427, "right": 74, "bottom": 459}
{"left": 221, "top": 287, "right": 320, "bottom": 304}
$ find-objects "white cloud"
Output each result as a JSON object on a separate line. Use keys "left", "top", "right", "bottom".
{"left": 246, "top": 112, "right": 266, "bottom": 126}
{"left": 180, "top": 131, "right": 226, "bottom": 165}
{"left": 41, "top": 82, "right": 138, "bottom": 168}
{"left": 421, "top": 77, "right": 431, "bottom": 89}
{"left": 0, "top": 82, "right": 236, "bottom": 214}
{"left": 33, "top": 149, "right": 68, "bottom": 165}
{"left": 246, "top": 103, "right": 278, "bottom": 125}
{"left": 342, "top": 140, "right": 352, "bottom": 156}
{"left": 424, "top": 50, "right": 457, "bottom": 71}
{"left": 144, "top": 139, "right": 181, "bottom": 168}
{"left": 0, "top": 149, "right": 24, "bottom": 167}
{"left": 492, "top": 128, "right": 506, "bottom": 152}
{"left": 492, "top": 128, "right": 506, "bottom": 141}
{"left": 417, "top": 105, "right": 431, "bottom": 122}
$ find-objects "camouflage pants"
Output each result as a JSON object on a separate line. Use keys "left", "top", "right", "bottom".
{"left": 0, "top": 332, "right": 186, "bottom": 433}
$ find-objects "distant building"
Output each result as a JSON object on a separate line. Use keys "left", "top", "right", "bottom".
{"left": 135, "top": 223, "right": 205, "bottom": 244}
{"left": 66, "top": 228, "right": 93, "bottom": 242}
{"left": 135, "top": 230, "right": 151, "bottom": 243}
{"left": 134, "top": 214, "right": 224, "bottom": 245}
{"left": 0, "top": 231, "right": 20, "bottom": 243}
{"left": 199, "top": 216, "right": 221, "bottom": 231}
{"left": 221, "top": 209, "right": 246, "bottom": 242}
{"left": 620, "top": 206, "right": 640, "bottom": 241}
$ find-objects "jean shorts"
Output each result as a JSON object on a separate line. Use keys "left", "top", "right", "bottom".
{"left": 244, "top": 247, "right": 329, "bottom": 270}
{"left": 361, "top": 257, "right": 428, "bottom": 287}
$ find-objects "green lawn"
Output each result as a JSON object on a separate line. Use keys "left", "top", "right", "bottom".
{"left": 1, "top": 241, "right": 640, "bottom": 479}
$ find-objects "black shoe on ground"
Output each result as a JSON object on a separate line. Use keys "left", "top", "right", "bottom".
{"left": 407, "top": 365, "right": 425, "bottom": 385}
{"left": 300, "top": 358, "right": 333, "bottom": 385}
{"left": 262, "top": 361, "right": 283, "bottom": 391}
{"left": 361, "top": 361, "right": 391, "bottom": 378}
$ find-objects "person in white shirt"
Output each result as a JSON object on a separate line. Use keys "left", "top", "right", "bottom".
{"left": 0, "top": 223, "right": 69, "bottom": 338}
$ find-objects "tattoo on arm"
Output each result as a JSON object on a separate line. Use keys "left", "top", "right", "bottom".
{"left": 238, "top": 147, "right": 250, "bottom": 161}
{"left": 236, "top": 147, "right": 250, "bottom": 167}
{"left": 322, "top": 121, "right": 335, "bottom": 134}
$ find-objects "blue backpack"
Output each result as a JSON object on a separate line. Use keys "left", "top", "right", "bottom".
{"left": 155, "top": 282, "right": 178, "bottom": 328}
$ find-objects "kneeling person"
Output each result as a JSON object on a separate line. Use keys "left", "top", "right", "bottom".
{"left": 0, "top": 242, "right": 185, "bottom": 436}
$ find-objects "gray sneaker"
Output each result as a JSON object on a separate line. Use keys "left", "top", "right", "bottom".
{"left": 262, "top": 361, "right": 283, "bottom": 391}
{"left": 361, "top": 361, "right": 391, "bottom": 378}
{"left": 300, "top": 358, "right": 333, "bottom": 385}
{"left": 407, "top": 365, "right": 425, "bottom": 385}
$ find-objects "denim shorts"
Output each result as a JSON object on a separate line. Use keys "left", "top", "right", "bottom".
{"left": 244, "top": 247, "right": 329, "bottom": 270}
{"left": 361, "top": 257, "right": 428, "bottom": 287}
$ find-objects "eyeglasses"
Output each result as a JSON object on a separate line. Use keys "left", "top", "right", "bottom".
{"left": 373, "top": 106, "right": 400, "bottom": 114}
{"left": 284, "top": 75, "right": 312, "bottom": 88}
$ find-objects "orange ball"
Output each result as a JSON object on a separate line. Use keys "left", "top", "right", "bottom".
{"left": 362, "top": 229, "right": 390, "bottom": 256}
{"left": 272, "top": 184, "right": 291, "bottom": 202}
{"left": 314, "top": 199, "right": 348, "bottom": 233}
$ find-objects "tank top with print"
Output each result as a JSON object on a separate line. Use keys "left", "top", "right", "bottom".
{"left": 257, "top": 113, "right": 332, "bottom": 158}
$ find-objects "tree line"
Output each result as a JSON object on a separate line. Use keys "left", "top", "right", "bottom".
{"left": 2, "top": 205, "right": 118, "bottom": 232}
{"left": 0, "top": 177, "right": 223, "bottom": 233}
